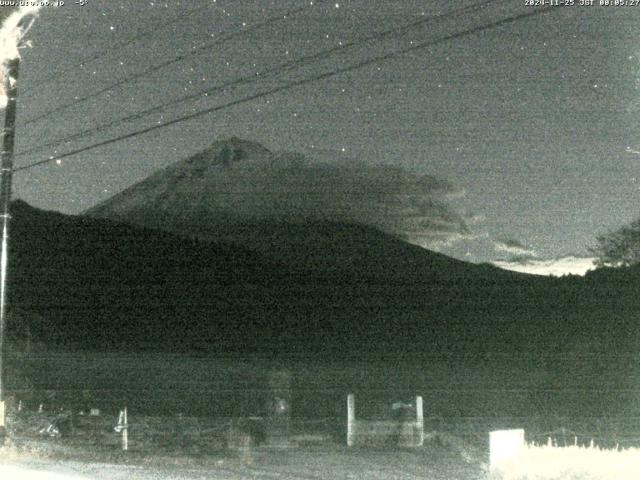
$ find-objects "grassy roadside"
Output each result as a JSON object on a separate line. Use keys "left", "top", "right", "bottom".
{"left": 0, "top": 411, "right": 489, "bottom": 480}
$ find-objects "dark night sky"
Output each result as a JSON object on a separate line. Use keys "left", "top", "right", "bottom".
{"left": 6, "top": 0, "right": 640, "bottom": 274}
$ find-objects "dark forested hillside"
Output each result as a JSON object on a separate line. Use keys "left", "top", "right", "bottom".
{"left": 4, "top": 200, "right": 640, "bottom": 362}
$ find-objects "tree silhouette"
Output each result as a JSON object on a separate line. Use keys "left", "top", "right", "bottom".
{"left": 591, "top": 218, "right": 640, "bottom": 267}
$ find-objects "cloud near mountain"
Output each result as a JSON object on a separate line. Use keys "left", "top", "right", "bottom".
{"left": 494, "top": 237, "right": 536, "bottom": 257}
{"left": 493, "top": 255, "right": 596, "bottom": 276}
{"left": 491, "top": 236, "right": 596, "bottom": 276}
{"left": 88, "top": 138, "right": 474, "bottom": 248}
{"left": 206, "top": 144, "right": 473, "bottom": 246}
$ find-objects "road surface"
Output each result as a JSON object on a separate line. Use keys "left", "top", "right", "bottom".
{"left": 0, "top": 446, "right": 483, "bottom": 479}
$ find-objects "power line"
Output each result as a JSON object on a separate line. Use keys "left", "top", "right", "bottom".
{"left": 16, "top": 3, "right": 555, "bottom": 172}
{"left": 20, "top": 1, "right": 324, "bottom": 127}
{"left": 15, "top": 4, "right": 556, "bottom": 173}
{"left": 23, "top": 2, "right": 214, "bottom": 95}
{"left": 17, "top": 0, "right": 503, "bottom": 158}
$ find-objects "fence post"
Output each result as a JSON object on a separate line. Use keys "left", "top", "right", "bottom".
{"left": 265, "top": 369, "right": 290, "bottom": 448}
{"left": 490, "top": 429, "right": 525, "bottom": 470}
{"left": 122, "top": 407, "right": 128, "bottom": 451}
{"left": 415, "top": 396, "right": 423, "bottom": 447}
{"left": 116, "top": 407, "right": 129, "bottom": 451}
{"left": 347, "top": 393, "right": 355, "bottom": 447}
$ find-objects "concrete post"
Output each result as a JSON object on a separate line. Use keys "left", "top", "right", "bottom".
{"left": 122, "top": 407, "right": 128, "bottom": 451}
{"left": 347, "top": 393, "right": 355, "bottom": 447}
{"left": 490, "top": 429, "right": 525, "bottom": 469}
{"left": 116, "top": 407, "right": 128, "bottom": 451}
{"left": 415, "top": 396, "right": 423, "bottom": 447}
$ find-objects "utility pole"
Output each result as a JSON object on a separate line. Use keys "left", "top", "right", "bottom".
{"left": 0, "top": 57, "right": 19, "bottom": 436}
{"left": 0, "top": 8, "right": 41, "bottom": 442}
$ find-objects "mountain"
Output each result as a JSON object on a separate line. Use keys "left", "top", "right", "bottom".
{"left": 79, "top": 138, "right": 640, "bottom": 359}
{"left": 84, "top": 137, "right": 472, "bottom": 272}
{"left": 0, "top": 199, "right": 566, "bottom": 357}
{"left": 85, "top": 136, "right": 305, "bottom": 233}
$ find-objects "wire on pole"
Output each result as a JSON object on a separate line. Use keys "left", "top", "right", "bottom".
{"left": 15, "top": 4, "right": 556, "bottom": 173}
{"left": 20, "top": 0, "right": 326, "bottom": 127}
{"left": 16, "top": 0, "right": 504, "bottom": 159}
